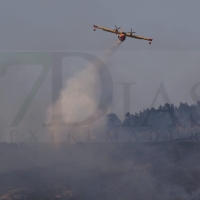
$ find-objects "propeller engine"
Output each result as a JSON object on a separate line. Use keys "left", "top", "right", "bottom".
{"left": 114, "top": 25, "right": 121, "bottom": 34}
{"left": 127, "top": 29, "right": 136, "bottom": 35}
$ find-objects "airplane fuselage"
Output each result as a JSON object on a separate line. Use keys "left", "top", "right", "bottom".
{"left": 118, "top": 33, "right": 126, "bottom": 42}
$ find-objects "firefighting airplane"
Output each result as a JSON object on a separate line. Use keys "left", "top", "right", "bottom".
{"left": 93, "top": 24, "right": 153, "bottom": 44}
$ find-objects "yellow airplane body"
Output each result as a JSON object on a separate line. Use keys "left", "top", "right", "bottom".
{"left": 93, "top": 24, "right": 153, "bottom": 44}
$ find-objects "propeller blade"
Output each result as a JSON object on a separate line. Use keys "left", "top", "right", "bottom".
{"left": 127, "top": 28, "right": 136, "bottom": 34}
{"left": 115, "top": 25, "right": 121, "bottom": 30}
{"left": 127, "top": 30, "right": 136, "bottom": 34}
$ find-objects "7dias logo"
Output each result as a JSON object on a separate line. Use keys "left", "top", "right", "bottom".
{"left": 0, "top": 52, "right": 113, "bottom": 127}
{"left": 1, "top": 52, "right": 200, "bottom": 128}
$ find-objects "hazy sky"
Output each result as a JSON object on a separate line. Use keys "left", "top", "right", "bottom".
{"left": 1, "top": 0, "right": 200, "bottom": 131}
{"left": 0, "top": 0, "right": 200, "bottom": 51}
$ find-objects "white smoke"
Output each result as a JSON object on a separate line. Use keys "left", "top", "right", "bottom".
{"left": 46, "top": 40, "right": 122, "bottom": 140}
{"left": 103, "top": 40, "right": 122, "bottom": 58}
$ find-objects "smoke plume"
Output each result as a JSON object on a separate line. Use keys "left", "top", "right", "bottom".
{"left": 46, "top": 40, "right": 122, "bottom": 140}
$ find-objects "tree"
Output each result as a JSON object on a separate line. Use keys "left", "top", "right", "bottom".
{"left": 107, "top": 113, "right": 122, "bottom": 127}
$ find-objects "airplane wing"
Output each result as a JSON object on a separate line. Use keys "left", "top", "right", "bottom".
{"left": 126, "top": 32, "right": 153, "bottom": 43}
{"left": 93, "top": 24, "right": 153, "bottom": 44}
{"left": 93, "top": 24, "right": 120, "bottom": 35}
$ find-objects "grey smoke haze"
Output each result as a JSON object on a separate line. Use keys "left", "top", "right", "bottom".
{"left": 0, "top": 143, "right": 200, "bottom": 199}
